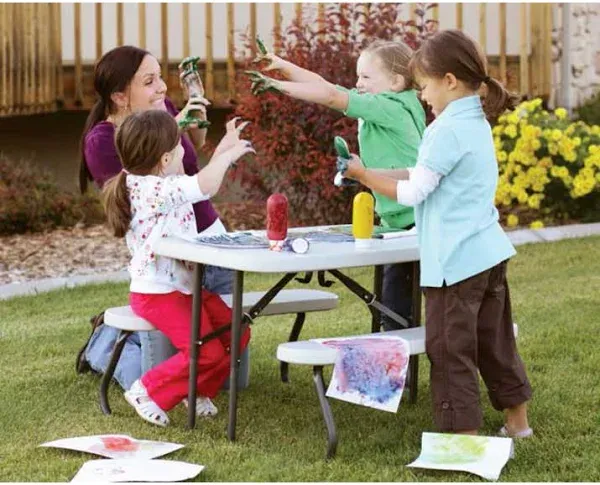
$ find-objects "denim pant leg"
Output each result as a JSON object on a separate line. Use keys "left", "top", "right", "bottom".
{"left": 203, "top": 265, "right": 234, "bottom": 294}
{"left": 140, "top": 265, "right": 234, "bottom": 374}
{"left": 381, "top": 262, "right": 414, "bottom": 331}
{"left": 85, "top": 325, "right": 142, "bottom": 390}
{"left": 203, "top": 265, "right": 250, "bottom": 390}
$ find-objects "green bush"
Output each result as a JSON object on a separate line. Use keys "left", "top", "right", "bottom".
{"left": 576, "top": 91, "right": 600, "bottom": 126}
{"left": 0, "top": 154, "right": 105, "bottom": 235}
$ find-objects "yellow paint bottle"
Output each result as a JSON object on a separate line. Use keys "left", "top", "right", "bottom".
{"left": 352, "top": 192, "right": 374, "bottom": 249}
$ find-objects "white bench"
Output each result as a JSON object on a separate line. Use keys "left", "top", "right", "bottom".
{"left": 97, "top": 289, "right": 339, "bottom": 415}
{"left": 277, "top": 323, "right": 519, "bottom": 459}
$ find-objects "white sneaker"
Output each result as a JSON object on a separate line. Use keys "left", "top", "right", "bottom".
{"left": 182, "top": 396, "right": 218, "bottom": 417}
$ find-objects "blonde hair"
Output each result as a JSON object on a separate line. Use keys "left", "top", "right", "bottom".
{"left": 363, "top": 39, "right": 414, "bottom": 89}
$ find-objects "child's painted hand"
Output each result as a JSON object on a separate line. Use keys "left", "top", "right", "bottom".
{"left": 256, "top": 53, "right": 286, "bottom": 72}
{"left": 213, "top": 117, "right": 251, "bottom": 158}
{"left": 176, "top": 96, "right": 211, "bottom": 131}
{"left": 344, "top": 154, "right": 366, "bottom": 181}
{"left": 245, "top": 71, "right": 284, "bottom": 96}
{"left": 220, "top": 139, "right": 256, "bottom": 167}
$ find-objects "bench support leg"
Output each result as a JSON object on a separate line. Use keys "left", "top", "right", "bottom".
{"left": 280, "top": 312, "right": 306, "bottom": 383}
{"left": 99, "top": 330, "right": 131, "bottom": 415}
{"left": 313, "top": 366, "right": 337, "bottom": 460}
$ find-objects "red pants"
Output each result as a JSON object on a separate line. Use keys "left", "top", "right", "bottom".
{"left": 130, "top": 290, "right": 251, "bottom": 411}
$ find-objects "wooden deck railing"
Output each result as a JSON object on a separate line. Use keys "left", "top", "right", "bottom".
{"left": 0, "top": 2, "right": 555, "bottom": 117}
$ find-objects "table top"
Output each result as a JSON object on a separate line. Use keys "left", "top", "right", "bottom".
{"left": 154, "top": 226, "right": 420, "bottom": 273}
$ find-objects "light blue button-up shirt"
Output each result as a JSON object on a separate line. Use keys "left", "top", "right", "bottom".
{"left": 415, "top": 95, "right": 516, "bottom": 287}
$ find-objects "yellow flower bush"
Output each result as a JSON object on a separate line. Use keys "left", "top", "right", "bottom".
{"left": 494, "top": 98, "right": 600, "bottom": 226}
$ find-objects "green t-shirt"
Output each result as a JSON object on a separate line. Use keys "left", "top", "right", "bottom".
{"left": 337, "top": 87, "right": 426, "bottom": 229}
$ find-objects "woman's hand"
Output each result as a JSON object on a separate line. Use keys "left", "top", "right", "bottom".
{"left": 343, "top": 154, "right": 366, "bottom": 181}
{"left": 213, "top": 117, "right": 251, "bottom": 158}
{"left": 175, "top": 96, "right": 211, "bottom": 131}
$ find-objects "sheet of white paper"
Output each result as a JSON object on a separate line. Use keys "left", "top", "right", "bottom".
{"left": 40, "top": 435, "right": 183, "bottom": 460}
{"left": 407, "top": 432, "right": 513, "bottom": 481}
{"left": 71, "top": 459, "right": 204, "bottom": 482}
{"left": 311, "top": 335, "right": 410, "bottom": 413}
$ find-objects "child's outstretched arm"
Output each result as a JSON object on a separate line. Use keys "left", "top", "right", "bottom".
{"left": 197, "top": 136, "right": 255, "bottom": 196}
{"left": 344, "top": 154, "right": 442, "bottom": 206}
{"left": 344, "top": 155, "right": 399, "bottom": 201}
{"left": 260, "top": 53, "right": 328, "bottom": 84}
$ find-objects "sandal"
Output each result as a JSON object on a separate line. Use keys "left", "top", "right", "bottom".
{"left": 182, "top": 396, "right": 218, "bottom": 417}
{"left": 124, "top": 380, "right": 169, "bottom": 427}
{"left": 499, "top": 425, "right": 533, "bottom": 438}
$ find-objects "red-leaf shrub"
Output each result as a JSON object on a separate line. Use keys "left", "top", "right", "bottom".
{"left": 0, "top": 154, "right": 105, "bottom": 235}
{"left": 224, "top": 3, "right": 438, "bottom": 226}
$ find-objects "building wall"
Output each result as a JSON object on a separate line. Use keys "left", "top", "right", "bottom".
{"left": 59, "top": 2, "right": 534, "bottom": 64}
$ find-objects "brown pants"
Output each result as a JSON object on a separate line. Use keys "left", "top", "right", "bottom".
{"left": 424, "top": 260, "right": 532, "bottom": 432}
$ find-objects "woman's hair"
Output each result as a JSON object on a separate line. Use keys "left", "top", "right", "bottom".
{"left": 408, "top": 29, "right": 519, "bottom": 122}
{"left": 78, "top": 45, "right": 151, "bottom": 194}
{"left": 363, "top": 39, "right": 415, "bottom": 89}
{"left": 103, "top": 109, "right": 180, "bottom": 238}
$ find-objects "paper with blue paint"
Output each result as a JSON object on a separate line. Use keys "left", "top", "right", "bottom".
{"left": 312, "top": 335, "right": 410, "bottom": 412}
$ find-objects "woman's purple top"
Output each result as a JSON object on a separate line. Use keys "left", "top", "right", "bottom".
{"left": 83, "top": 98, "right": 218, "bottom": 232}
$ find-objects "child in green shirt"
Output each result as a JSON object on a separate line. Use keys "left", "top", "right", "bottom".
{"left": 254, "top": 40, "right": 425, "bottom": 331}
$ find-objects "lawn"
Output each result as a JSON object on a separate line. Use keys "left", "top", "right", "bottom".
{"left": 0, "top": 236, "right": 599, "bottom": 482}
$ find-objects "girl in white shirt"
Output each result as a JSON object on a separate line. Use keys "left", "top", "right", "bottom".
{"left": 103, "top": 109, "right": 254, "bottom": 427}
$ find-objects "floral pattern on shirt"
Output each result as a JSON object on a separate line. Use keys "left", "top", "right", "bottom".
{"left": 125, "top": 174, "right": 206, "bottom": 294}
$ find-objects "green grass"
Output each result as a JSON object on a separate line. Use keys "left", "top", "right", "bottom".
{"left": 1, "top": 236, "right": 599, "bottom": 482}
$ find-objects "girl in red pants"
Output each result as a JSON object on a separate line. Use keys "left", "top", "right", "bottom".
{"left": 103, "top": 109, "right": 254, "bottom": 426}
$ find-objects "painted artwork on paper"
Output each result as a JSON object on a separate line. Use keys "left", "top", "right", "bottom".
{"left": 407, "top": 432, "right": 513, "bottom": 480}
{"left": 40, "top": 434, "right": 183, "bottom": 460}
{"left": 313, "top": 335, "right": 410, "bottom": 412}
{"left": 71, "top": 459, "right": 204, "bottom": 482}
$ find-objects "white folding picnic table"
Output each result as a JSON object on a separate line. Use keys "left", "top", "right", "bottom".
{"left": 154, "top": 226, "right": 422, "bottom": 440}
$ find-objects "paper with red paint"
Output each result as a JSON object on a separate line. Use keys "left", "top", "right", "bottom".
{"left": 40, "top": 434, "right": 183, "bottom": 459}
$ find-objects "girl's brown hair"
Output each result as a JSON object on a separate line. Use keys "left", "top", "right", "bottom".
{"left": 79, "top": 46, "right": 151, "bottom": 194}
{"left": 363, "top": 39, "right": 414, "bottom": 90}
{"left": 103, "top": 109, "right": 180, "bottom": 238}
{"left": 409, "top": 29, "right": 519, "bottom": 121}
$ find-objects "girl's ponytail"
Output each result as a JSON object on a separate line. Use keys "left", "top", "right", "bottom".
{"left": 102, "top": 171, "right": 131, "bottom": 238}
{"left": 79, "top": 98, "right": 106, "bottom": 194}
{"left": 483, "top": 77, "right": 520, "bottom": 123}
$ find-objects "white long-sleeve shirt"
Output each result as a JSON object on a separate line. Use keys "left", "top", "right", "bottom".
{"left": 125, "top": 174, "right": 210, "bottom": 295}
{"left": 396, "top": 165, "right": 442, "bottom": 206}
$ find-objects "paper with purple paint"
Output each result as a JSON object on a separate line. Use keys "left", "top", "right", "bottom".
{"left": 312, "top": 335, "right": 410, "bottom": 412}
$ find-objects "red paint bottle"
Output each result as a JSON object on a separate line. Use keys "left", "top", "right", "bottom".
{"left": 267, "top": 193, "right": 288, "bottom": 250}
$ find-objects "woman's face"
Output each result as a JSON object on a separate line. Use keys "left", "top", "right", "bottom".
{"left": 121, "top": 55, "right": 168, "bottom": 113}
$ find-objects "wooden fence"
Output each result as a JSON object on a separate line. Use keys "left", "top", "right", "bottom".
{"left": 0, "top": 2, "right": 555, "bottom": 117}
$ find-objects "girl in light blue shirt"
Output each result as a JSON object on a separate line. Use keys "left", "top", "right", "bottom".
{"left": 345, "top": 29, "right": 533, "bottom": 440}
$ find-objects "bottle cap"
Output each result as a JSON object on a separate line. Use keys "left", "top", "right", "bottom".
{"left": 290, "top": 237, "right": 310, "bottom": 254}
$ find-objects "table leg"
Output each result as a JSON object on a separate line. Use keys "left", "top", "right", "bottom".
{"left": 372, "top": 265, "right": 384, "bottom": 333}
{"left": 187, "top": 263, "right": 205, "bottom": 429}
{"left": 228, "top": 270, "right": 244, "bottom": 441}
{"left": 408, "top": 262, "right": 421, "bottom": 404}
